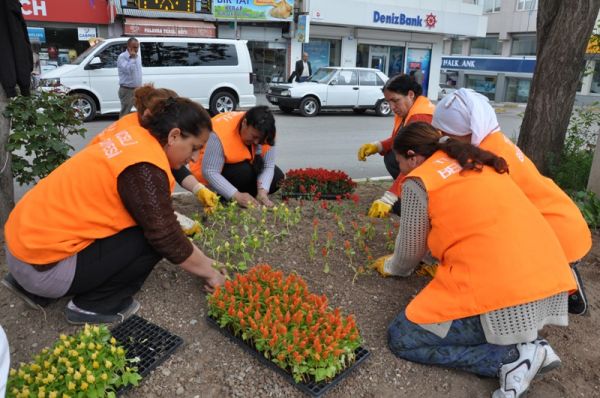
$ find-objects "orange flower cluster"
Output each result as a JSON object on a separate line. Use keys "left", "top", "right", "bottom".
{"left": 207, "top": 264, "right": 363, "bottom": 383}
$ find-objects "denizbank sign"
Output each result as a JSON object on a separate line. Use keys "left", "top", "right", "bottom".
{"left": 372, "top": 11, "right": 433, "bottom": 28}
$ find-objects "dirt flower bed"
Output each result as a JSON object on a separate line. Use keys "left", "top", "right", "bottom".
{"left": 1, "top": 182, "right": 599, "bottom": 397}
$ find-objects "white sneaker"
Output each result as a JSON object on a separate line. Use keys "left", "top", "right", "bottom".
{"left": 537, "top": 339, "right": 561, "bottom": 374}
{"left": 492, "top": 342, "right": 546, "bottom": 398}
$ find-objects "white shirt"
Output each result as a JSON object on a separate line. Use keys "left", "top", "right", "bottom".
{"left": 301, "top": 61, "right": 310, "bottom": 77}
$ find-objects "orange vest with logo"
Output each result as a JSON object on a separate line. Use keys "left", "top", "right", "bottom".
{"left": 5, "top": 123, "right": 175, "bottom": 264}
{"left": 404, "top": 151, "right": 576, "bottom": 324}
{"left": 189, "top": 111, "right": 272, "bottom": 184}
{"left": 89, "top": 112, "right": 139, "bottom": 146}
{"left": 480, "top": 132, "right": 591, "bottom": 262}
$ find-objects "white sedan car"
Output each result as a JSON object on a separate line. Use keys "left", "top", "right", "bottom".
{"left": 266, "top": 67, "right": 391, "bottom": 117}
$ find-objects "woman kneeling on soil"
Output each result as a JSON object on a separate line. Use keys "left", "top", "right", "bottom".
{"left": 380, "top": 122, "right": 575, "bottom": 397}
{"left": 3, "top": 97, "right": 226, "bottom": 324}
{"left": 187, "top": 106, "right": 284, "bottom": 208}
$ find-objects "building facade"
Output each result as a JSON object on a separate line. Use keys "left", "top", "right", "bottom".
{"left": 297, "top": 0, "right": 488, "bottom": 101}
{"left": 441, "top": 0, "right": 600, "bottom": 102}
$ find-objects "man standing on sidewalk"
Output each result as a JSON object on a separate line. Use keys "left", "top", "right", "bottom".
{"left": 117, "top": 37, "right": 142, "bottom": 118}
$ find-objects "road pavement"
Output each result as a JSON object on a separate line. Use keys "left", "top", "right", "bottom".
{"left": 11, "top": 105, "right": 524, "bottom": 201}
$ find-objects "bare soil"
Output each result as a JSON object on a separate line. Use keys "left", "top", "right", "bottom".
{"left": 1, "top": 182, "right": 599, "bottom": 397}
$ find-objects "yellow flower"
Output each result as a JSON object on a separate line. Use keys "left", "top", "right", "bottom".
{"left": 43, "top": 360, "right": 51, "bottom": 369}
{"left": 66, "top": 367, "right": 74, "bottom": 374}
{"left": 110, "top": 337, "right": 117, "bottom": 345}
{"left": 38, "top": 391, "right": 46, "bottom": 398}
{"left": 53, "top": 347, "right": 63, "bottom": 356}
{"left": 17, "top": 369, "right": 25, "bottom": 377}
{"left": 92, "top": 326, "right": 100, "bottom": 334}
{"left": 79, "top": 365, "right": 86, "bottom": 374}
{"left": 87, "top": 343, "right": 95, "bottom": 350}
{"left": 46, "top": 373, "right": 55, "bottom": 382}
{"left": 86, "top": 374, "right": 95, "bottom": 383}
{"left": 110, "top": 346, "right": 116, "bottom": 353}
{"left": 63, "top": 340, "right": 71, "bottom": 347}
{"left": 77, "top": 343, "right": 85, "bottom": 350}
{"left": 105, "top": 360, "right": 113, "bottom": 369}
{"left": 117, "top": 347, "right": 125, "bottom": 356}
{"left": 67, "top": 381, "right": 76, "bottom": 390}
{"left": 92, "top": 361, "right": 99, "bottom": 369}
{"left": 49, "top": 392, "right": 58, "bottom": 398}
{"left": 51, "top": 366, "right": 58, "bottom": 374}
{"left": 78, "top": 357, "right": 84, "bottom": 363}
{"left": 62, "top": 394, "right": 71, "bottom": 398}
{"left": 101, "top": 373, "right": 108, "bottom": 381}
{"left": 95, "top": 343, "right": 102, "bottom": 350}
{"left": 91, "top": 352, "right": 97, "bottom": 360}
{"left": 9, "top": 369, "right": 16, "bottom": 376}
{"left": 69, "top": 350, "right": 78, "bottom": 358}
{"left": 73, "top": 371, "right": 81, "bottom": 380}
{"left": 80, "top": 381, "right": 89, "bottom": 391}
{"left": 59, "top": 334, "right": 67, "bottom": 341}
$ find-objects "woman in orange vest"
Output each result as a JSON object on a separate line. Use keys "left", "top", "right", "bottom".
{"left": 376, "top": 122, "right": 575, "bottom": 398}
{"left": 91, "top": 84, "right": 219, "bottom": 214}
{"left": 431, "top": 88, "right": 591, "bottom": 315}
{"left": 357, "top": 74, "right": 435, "bottom": 218}
{"left": 187, "top": 106, "right": 284, "bottom": 208}
{"left": 3, "top": 97, "right": 226, "bottom": 324}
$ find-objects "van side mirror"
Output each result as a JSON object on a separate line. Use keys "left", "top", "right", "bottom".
{"left": 86, "top": 57, "right": 104, "bottom": 70}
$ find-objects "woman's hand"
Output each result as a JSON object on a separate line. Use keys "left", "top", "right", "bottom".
{"left": 233, "top": 191, "right": 260, "bottom": 208}
{"left": 256, "top": 188, "right": 274, "bottom": 208}
{"left": 204, "top": 266, "right": 226, "bottom": 293}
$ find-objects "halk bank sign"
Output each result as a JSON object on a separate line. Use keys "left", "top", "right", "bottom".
{"left": 20, "top": 0, "right": 111, "bottom": 24}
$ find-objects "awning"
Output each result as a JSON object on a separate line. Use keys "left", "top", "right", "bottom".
{"left": 124, "top": 17, "right": 216, "bottom": 38}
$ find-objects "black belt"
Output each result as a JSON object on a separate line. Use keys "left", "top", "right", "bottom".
{"left": 120, "top": 85, "right": 136, "bottom": 89}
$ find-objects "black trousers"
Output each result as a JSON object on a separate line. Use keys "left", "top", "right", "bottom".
{"left": 384, "top": 151, "right": 400, "bottom": 180}
{"left": 67, "top": 227, "right": 161, "bottom": 314}
{"left": 221, "top": 161, "right": 285, "bottom": 197}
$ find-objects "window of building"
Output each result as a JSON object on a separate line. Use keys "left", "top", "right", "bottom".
{"left": 483, "top": 0, "right": 501, "bottom": 13}
{"left": 466, "top": 74, "right": 496, "bottom": 100}
{"left": 470, "top": 35, "right": 501, "bottom": 55}
{"left": 303, "top": 39, "right": 341, "bottom": 72}
{"left": 506, "top": 77, "right": 531, "bottom": 102}
{"left": 511, "top": 34, "right": 536, "bottom": 56}
{"left": 450, "top": 39, "right": 463, "bottom": 55}
{"left": 516, "top": 0, "right": 538, "bottom": 11}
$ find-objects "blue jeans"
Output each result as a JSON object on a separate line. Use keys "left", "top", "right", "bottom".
{"left": 387, "top": 310, "right": 517, "bottom": 377}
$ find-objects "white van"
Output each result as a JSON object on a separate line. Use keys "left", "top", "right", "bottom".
{"left": 39, "top": 37, "right": 256, "bottom": 121}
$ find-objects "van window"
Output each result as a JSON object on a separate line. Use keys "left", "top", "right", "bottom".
{"left": 96, "top": 43, "right": 126, "bottom": 68}
{"left": 140, "top": 42, "right": 238, "bottom": 67}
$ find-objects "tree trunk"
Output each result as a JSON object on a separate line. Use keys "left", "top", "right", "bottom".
{"left": 517, "top": 0, "right": 600, "bottom": 175}
{"left": 0, "top": 83, "right": 14, "bottom": 241}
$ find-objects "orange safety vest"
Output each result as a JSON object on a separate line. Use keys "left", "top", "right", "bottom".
{"left": 404, "top": 151, "right": 576, "bottom": 324}
{"left": 189, "top": 111, "right": 272, "bottom": 184}
{"left": 5, "top": 122, "right": 175, "bottom": 264}
{"left": 480, "top": 132, "right": 591, "bottom": 262}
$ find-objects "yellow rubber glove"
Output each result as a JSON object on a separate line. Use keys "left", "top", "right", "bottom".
{"left": 368, "top": 200, "right": 392, "bottom": 218}
{"left": 416, "top": 264, "right": 438, "bottom": 278}
{"left": 193, "top": 183, "right": 219, "bottom": 208}
{"left": 175, "top": 211, "right": 201, "bottom": 237}
{"left": 369, "top": 255, "right": 393, "bottom": 277}
{"left": 357, "top": 142, "right": 380, "bottom": 161}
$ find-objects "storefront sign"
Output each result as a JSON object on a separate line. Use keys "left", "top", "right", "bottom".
{"left": 124, "top": 18, "right": 216, "bottom": 38}
{"left": 212, "top": 0, "right": 295, "bottom": 21}
{"left": 441, "top": 56, "right": 536, "bottom": 73}
{"left": 138, "top": 0, "right": 194, "bottom": 12}
{"left": 296, "top": 15, "right": 309, "bottom": 43}
{"left": 27, "top": 27, "right": 46, "bottom": 43}
{"left": 77, "top": 27, "right": 97, "bottom": 41}
{"left": 20, "top": 0, "right": 111, "bottom": 24}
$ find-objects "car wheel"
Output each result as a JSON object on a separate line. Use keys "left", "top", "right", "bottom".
{"left": 71, "top": 93, "right": 96, "bottom": 122}
{"left": 353, "top": 108, "right": 367, "bottom": 114}
{"left": 210, "top": 91, "right": 237, "bottom": 115}
{"left": 279, "top": 106, "right": 294, "bottom": 114}
{"left": 299, "top": 97, "right": 319, "bottom": 117}
{"left": 375, "top": 99, "right": 391, "bottom": 116}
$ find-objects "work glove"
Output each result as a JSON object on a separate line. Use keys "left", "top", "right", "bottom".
{"left": 175, "top": 211, "right": 201, "bottom": 237}
{"left": 367, "top": 191, "right": 397, "bottom": 218}
{"left": 369, "top": 255, "right": 393, "bottom": 277}
{"left": 357, "top": 142, "right": 381, "bottom": 161}
{"left": 193, "top": 183, "right": 219, "bottom": 209}
{"left": 416, "top": 264, "right": 438, "bottom": 278}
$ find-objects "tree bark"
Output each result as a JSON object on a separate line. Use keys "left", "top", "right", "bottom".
{"left": 0, "top": 83, "right": 14, "bottom": 241}
{"left": 517, "top": 0, "right": 600, "bottom": 175}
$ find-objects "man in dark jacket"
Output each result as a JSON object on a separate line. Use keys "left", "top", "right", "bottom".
{"left": 294, "top": 52, "right": 312, "bottom": 82}
{"left": 0, "top": 0, "right": 33, "bottom": 97}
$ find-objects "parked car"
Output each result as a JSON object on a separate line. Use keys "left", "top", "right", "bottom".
{"left": 38, "top": 37, "right": 256, "bottom": 121}
{"left": 437, "top": 83, "right": 457, "bottom": 100}
{"left": 266, "top": 67, "right": 391, "bottom": 117}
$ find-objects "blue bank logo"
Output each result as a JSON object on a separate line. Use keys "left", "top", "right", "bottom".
{"left": 373, "top": 11, "right": 423, "bottom": 27}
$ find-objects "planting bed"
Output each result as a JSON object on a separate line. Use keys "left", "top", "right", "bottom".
{"left": 1, "top": 182, "right": 600, "bottom": 397}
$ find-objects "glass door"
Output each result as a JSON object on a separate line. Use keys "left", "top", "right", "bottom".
{"left": 369, "top": 46, "right": 389, "bottom": 74}
{"left": 248, "top": 41, "right": 287, "bottom": 94}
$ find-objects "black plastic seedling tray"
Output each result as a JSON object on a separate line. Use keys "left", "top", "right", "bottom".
{"left": 111, "top": 315, "right": 183, "bottom": 394}
{"left": 207, "top": 316, "right": 370, "bottom": 397}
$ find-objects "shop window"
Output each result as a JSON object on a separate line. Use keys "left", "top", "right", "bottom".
{"left": 483, "top": 0, "right": 501, "bottom": 13}
{"left": 450, "top": 39, "right": 463, "bottom": 55}
{"left": 96, "top": 43, "right": 126, "bottom": 68}
{"left": 359, "top": 70, "right": 383, "bottom": 86}
{"left": 388, "top": 47, "right": 404, "bottom": 77}
{"left": 470, "top": 35, "right": 500, "bottom": 55}
{"left": 511, "top": 34, "right": 536, "bottom": 56}
{"left": 516, "top": 0, "right": 537, "bottom": 11}
{"left": 466, "top": 74, "right": 496, "bottom": 100}
{"left": 337, "top": 70, "right": 358, "bottom": 85}
{"left": 356, "top": 44, "right": 369, "bottom": 68}
{"left": 506, "top": 77, "right": 531, "bottom": 102}
{"left": 303, "top": 39, "right": 341, "bottom": 72}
